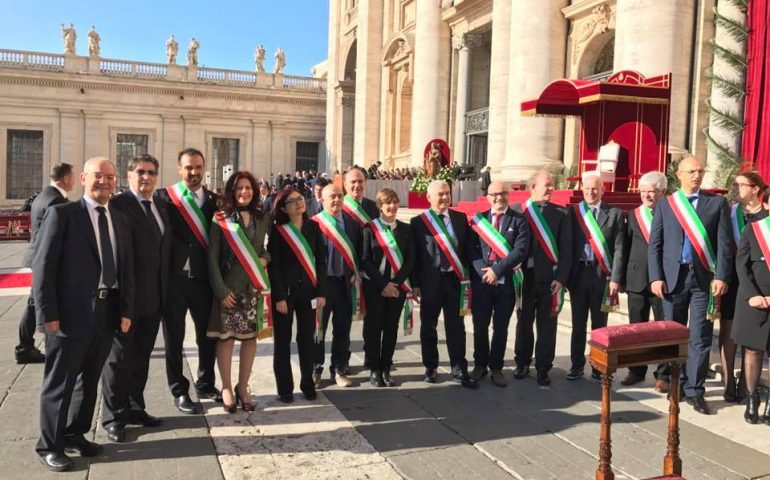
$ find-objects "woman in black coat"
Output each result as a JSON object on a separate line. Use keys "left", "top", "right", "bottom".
{"left": 732, "top": 187, "right": 770, "bottom": 424}
{"left": 361, "top": 188, "right": 415, "bottom": 387}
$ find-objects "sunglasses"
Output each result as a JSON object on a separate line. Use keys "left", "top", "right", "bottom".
{"left": 134, "top": 169, "right": 158, "bottom": 177}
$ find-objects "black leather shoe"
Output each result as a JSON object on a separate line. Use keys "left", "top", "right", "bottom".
{"left": 453, "top": 372, "right": 479, "bottom": 389}
{"left": 174, "top": 394, "right": 201, "bottom": 414}
{"left": 106, "top": 424, "right": 126, "bottom": 443}
{"left": 620, "top": 372, "right": 645, "bottom": 386}
{"left": 513, "top": 365, "right": 530, "bottom": 379}
{"left": 130, "top": 410, "right": 162, "bottom": 427}
{"left": 536, "top": 370, "right": 551, "bottom": 386}
{"left": 15, "top": 346, "right": 45, "bottom": 364}
{"left": 370, "top": 370, "right": 385, "bottom": 387}
{"left": 382, "top": 369, "right": 396, "bottom": 387}
{"left": 686, "top": 396, "right": 711, "bottom": 415}
{"left": 566, "top": 368, "right": 584, "bottom": 381}
{"left": 63, "top": 435, "right": 103, "bottom": 457}
{"left": 744, "top": 391, "right": 760, "bottom": 424}
{"left": 424, "top": 368, "right": 437, "bottom": 383}
{"left": 303, "top": 390, "right": 317, "bottom": 401}
{"left": 470, "top": 366, "right": 488, "bottom": 381}
{"left": 278, "top": 394, "right": 294, "bottom": 403}
{"left": 38, "top": 452, "right": 74, "bottom": 472}
{"left": 591, "top": 370, "right": 602, "bottom": 383}
{"left": 195, "top": 385, "right": 223, "bottom": 403}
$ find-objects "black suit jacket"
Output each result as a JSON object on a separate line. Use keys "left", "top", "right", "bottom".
{"left": 467, "top": 208, "right": 530, "bottom": 288}
{"left": 267, "top": 219, "right": 328, "bottom": 302}
{"left": 567, "top": 202, "right": 626, "bottom": 287}
{"left": 307, "top": 197, "right": 324, "bottom": 217}
{"left": 345, "top": 196, "right": 380, "bottom": 224}
{"left": 512, "top": 201, "right": 572, "bottom": 286}
{"left": 361, "top": 220, "right": 415, "bottom": 291}
{"left": 109, "top": 192, "right": 172, "bottom": 317}
{"left": 23, "top": 185, "right": 68, "bottom": 267}
{"left": 622, "top": 207, "right": 653, "bottom": 293}
{"left": 734, "top": 225, "right": 770, "bottom": 331}
{"left": 410, "top": 209, "right": 469, "bottom": 300}
{"left": 155, "top": 186, "right": 217, "bottom": 280}
{"left": 32, "top": 198, "right": 134, "bottom": 337}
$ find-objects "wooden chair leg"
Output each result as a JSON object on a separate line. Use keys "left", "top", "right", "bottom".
{"left": 596, "top": 371, "right": 615, "bottom": 480}
{"left": 664, "top": 363, "right": 682, "bottom": 475}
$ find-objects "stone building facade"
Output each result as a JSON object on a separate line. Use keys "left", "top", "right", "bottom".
{"left": 325, "top": 0, "right": 716, "bottom": 182}
{"left": 0, "top": 49, "right": 326, "bottom": 206}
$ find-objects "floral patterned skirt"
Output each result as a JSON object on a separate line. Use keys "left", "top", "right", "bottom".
{"left": 207, "top": 286, "right": 260, "bottom": 340}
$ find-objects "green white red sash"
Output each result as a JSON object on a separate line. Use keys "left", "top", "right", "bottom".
{"left": 343, "top": 195, "right": 372, "bottom": 227}
{"left": 167, "top": 182, "right": 209, "bottom": 248}
{"left": 522, "top": 200, "right": 563, "bottom": 317}
{"left": 634, "top": 205, "right": 653, "bottom": 244}
{"left": 312, "top": 211, "right": 365, "bottom": 319}
{"left": 573, "top": 201, "right": 618, "bottom": 312}
{"left": 421, "top": 210, "right": 472, "bottom": 315}
{"left": 751, "top": 216, "right": 770, "bottom": 272}
{"left": 469, "top": 212, "right": 524, "bottom": 308}
{"left": 371, "top": 218, "right": 414, "bottom": 335}
{"left": 668, "top": 191, "right": 720, "bottom": 319}
{"left": 731, "top": 204, "right": 745, "bottom": 246}
{"left": 215, "top": 211, "right": 272, "bottom": 337}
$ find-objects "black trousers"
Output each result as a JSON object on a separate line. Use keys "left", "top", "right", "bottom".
{"left": 569, "top": 263, "right": 608, "bottom": 371}
{"left": 273, "top": 290, "right": 316, "bottom": 397}
{"left": 627, "top": 289, "right": 664, "bottom": 378}
{"left": 363, "top": 280, "right": 405, "bottom": 371}
{"left": 36, "top": 295, "right": 116, "bottom": 455}
{"left": 17, "top": 292, "right": 37, "bottom": 350}
{"left": 101, "top": 311, "right": 161, "bottom": 427}
{"left": 420, "top": 273, "right": 468, "bottom": 371}
{"left": 515, "top": 268, "right": 559, "bottom": 372}
{"left": 313, "top": 276, "right": 352, "bottom": 375}
{"left": 163, "top": 275, "right": 215, "bottom": 397}
{"left": 471, "top": 278, "right": 515, "bottom": 371}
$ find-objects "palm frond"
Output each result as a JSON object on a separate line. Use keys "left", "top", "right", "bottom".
{"left": 706, "top": 69, "right": 746, "bottom": 100}
{"left": 712, "top": 42, "right": 749, "bottom": 70}
{"left": 703, "top": 128, "right": 741, "bottom": 167}
{"left": 714, "top": 11, "right": 748, "bottom": 43}
{"left": 706, "top": 101, "right": 745, "bottom": 135}
{"left": 724, "top": 0, "right": 749, "bottom": 12}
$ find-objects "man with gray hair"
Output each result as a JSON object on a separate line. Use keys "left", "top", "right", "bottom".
{"left": 619, "top": 171, "right": 667, "bottom": 387}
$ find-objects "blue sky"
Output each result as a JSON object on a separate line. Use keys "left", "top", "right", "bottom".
{"left": 0, "top": 0, "right": 329, "bottom": 76}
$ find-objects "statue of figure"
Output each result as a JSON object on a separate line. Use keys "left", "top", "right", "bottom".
{"left": 87, "top": 26, "right": 100, "bottom": 57}
{"left": 166, "top": 34, "right": 179, "bottom": 64}
{"left": 186, "top": 37, "right": 200, "bottom": 66}
{"left": 254, "top": 44, "right": 266, "bottom": 72}
{"left": 424, "top": 142, "right": 445, "bottom": 178}
{"left": 273, "top": 48, "right": 286, "bottom": 74}
{"left": 61, "top": 23, "right": 76, "bottom": 55}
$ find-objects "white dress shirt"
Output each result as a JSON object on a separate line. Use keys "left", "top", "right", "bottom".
{"left": 83, "top": 195, "right": 119, "bottom": 288}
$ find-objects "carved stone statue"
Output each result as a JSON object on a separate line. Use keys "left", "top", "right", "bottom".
{"left": 254, "top": 44, "right": 266, "bottom": 72}
{"left": 87, "top": 26, "right": 101, "bottom": 57}
{"left": 61, "top": 23, "right": 76, "bottom": 55}
{"left": 186, "top": 37, "right": 200, "bottom": 66}
{"left": 424, "top": 142, "right": 445, "bottom": 178}
{"left": 166, "top": 34, "right": 179, "bottom": 64}
{"left": 273, "top": 48, "right": 286, "bottom": 74}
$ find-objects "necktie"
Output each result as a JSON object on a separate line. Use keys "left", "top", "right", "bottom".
{"left": 142, "top": 200, "right": 162, "bottom": 239}
{"left": 488, "top": 212, "right": 502, "bottom": 262}
{"left": 681, "top": 196, "right": 696, "bottom": 263}
{"left": 438, "top": 213, "right": 450, "bottom": 271}
{"left": 96, "top": 206, "right": 117, "bottom": 288}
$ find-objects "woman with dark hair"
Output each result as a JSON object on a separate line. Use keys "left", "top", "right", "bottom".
{"left": 732, "top": 187, "right": 770, "bottom": 424}
{"left": 207, "top": 171, "right": 270, "bottom": 413}
{"left": 268, "top": 187, "right": 327, "bottom": 403}
{"left": 721, "top": 171, "right": 768, "bottom": 404}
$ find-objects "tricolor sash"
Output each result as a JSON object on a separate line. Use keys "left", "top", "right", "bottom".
{"left": 751, "top": 216, "right": 770, "bottom": 272}
{"left": 343, "top": 195, "right": 372, "bottom": 227}
{"left": 312, "top": 211, "right": 365, "bottom": 319}
{"left": 469, "top": 212, "right": 524, "bottom": 309}
{"left": 731, "top": 204, "right": 745, "bottom": 247}
{"left": 634, "top": 205, "right": 654, "bottom": 244}
{"left": 371, "top": 218, "right": 414, "bottom": 335}
{"left": 167, "top": 182, "right": 209, "bottom": 248}
{"left": 421, "top": 210, "right": 472, "bottom": 315}
{"left": 668, "top": 191, "right": 720, "bottom": 319}
{"left": 522, "top": 200, "right": 563, "bottom": 317}
{"left": 215, "top": 211, "right": 272, "bottom": 338}
{"left": 574, "top": 201, "right": 618, "bottom": 312}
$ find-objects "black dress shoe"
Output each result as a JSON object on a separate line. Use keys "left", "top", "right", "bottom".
{"left": 513, "top": 365, "right": 530, "bottom": 380}
{"left": 620, "top": 372, "right": 645, "bottom": 386}
{"left": 130, "top": 410, "right": 162, "bottom": 427}
{"left": 382, "top": 369, "right": 396, "bottom": 387}
{"left": 370, "top": 370, "right": 385, "bottom": 387}
{"left": 174, "top": 394, "right": 201, "bottom": 414}
{"left": 106, "top": 424, "right": 126, "bottom": 443}
{"left": 303, "top": 390, "right": 317, "bottom": 401}
{"left": 744, "top": 391, "right": 760, "bottom": 424}
{"left": 470, "top": 366, "right": 488, "bottom": 381}
{"left": 38, "top": 452, "right": 74, "bottom": 472}
{"left": 591, "top": 370, "right": 602, "bottom": 383}
{"left": 686, "top": 396, "right": 711, "bottom": 415}
{"left": 453, "top": 372, "right": 479, "bottom": 389}
{"left": 195, "top": 385, "right": 223, "bottom": 403}
{"left": 566, "top": 367, "right": 584, "bottom": 381}
{"left": 278, "top": 394, "right": 294, "bottom": 403}
{"left": 63, "top": 435, "right": 103, "bottom": 457}
{"left": 424, "top": 368, "right": 437, "bottom": 383}
{"left": 536, "top": 370, "right": 551, "bottom": 386}
{"left": 15, "top": 346, "right": 45, "bottom": 364}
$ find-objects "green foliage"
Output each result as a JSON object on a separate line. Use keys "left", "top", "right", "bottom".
{"left": 706, "top": 69, "right": 746, "bottom": 101}
{"left": 711, "top": 42, "right": 748, "bottom": 71}
{"left": 552, "top": 163, "right": 578, "bottom": 190}
{"left": 711, "top": 152, "right": 743, "bottom": 192}
{"left": 409, "top": 166, "right": 457, "bottom": 194}
{"left": 705, "top": 99, "right": 745, "bottom": 135}
{"left": 714, "top": 11, "right": 749, "bottom": 43}
{"left": 665, "top": 160, "right": 680, "bottom": 195}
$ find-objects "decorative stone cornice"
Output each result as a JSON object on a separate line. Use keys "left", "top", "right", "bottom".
{"left": 569, "top": 3, "right": 615, "bottom": 65}
{"left": 452, "top": 33, "right": 483, "bottom": 51}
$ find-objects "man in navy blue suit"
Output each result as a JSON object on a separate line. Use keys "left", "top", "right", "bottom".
{"left": 649, "top": 155, "right": 732, "bottom": 415}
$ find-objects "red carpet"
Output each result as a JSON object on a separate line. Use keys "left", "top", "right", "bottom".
{"left": 0, "top": 271, "right": 32, "bottom": 288}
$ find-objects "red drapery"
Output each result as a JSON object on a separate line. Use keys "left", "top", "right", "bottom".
{"left": 742, "top": 1, "right": 770, "bottom": 175}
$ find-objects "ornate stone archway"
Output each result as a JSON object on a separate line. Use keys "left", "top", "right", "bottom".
{"left": 381, "top": 34, "right": 413, "bottom": 168}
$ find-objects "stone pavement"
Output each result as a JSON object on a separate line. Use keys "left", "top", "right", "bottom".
{"left": 2, "top": 238, "right": 770, "bottom": 479}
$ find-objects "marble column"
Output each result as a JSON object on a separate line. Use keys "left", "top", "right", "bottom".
{"left": 326, "top": 0, "right": 342, "bottom": 172}
{"left": 500, "top": 0, "right": 568, "bottom": 180}
{"left": 452, "top": 33, "right": 482, "bottom": 165}
{"left": 410, "top": 0, "right": 451, "bottom": 166}
{"left": 354, "top": 0, "right": 383, "bottom": 167}
{"left": 486, "top": 0, "right": 512, "bottom": 167}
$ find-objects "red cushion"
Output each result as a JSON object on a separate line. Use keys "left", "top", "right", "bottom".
{"left": 590, "top": 321, "right": 689, "bottom": 349}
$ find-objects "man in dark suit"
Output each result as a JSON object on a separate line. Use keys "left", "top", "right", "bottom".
{"left": 620, "top": 171, "right": 666, "bottom": 387}
{"left": 155, "top": 147, "right": 220, "bottom": 414}
{"left": 33, "top": 157, "right": 133, "bottom": 472}
{"left": 312, "top": 184, "right": 362, "bottom": 388}
{"left": 467, "top": 181, "right": 529, "bottom": 387}
{"left": 649, "top": 155, "right": 732, "bottom": 415}
{"left": 101, "top": 154, "right": 170, "bottom": 442}
{"left": 16, "top": 163, "right": 75, "bottom": 364}
{"left": 567, "top": 171, "right": 626, "bottom": 382}
{"left": 513, "top": 171, "right": 572, "bottom": 386}
{"left": 411, "top": 180, "right": 477, "bottom": 389}
{"left": 343, "top": 167, "right": 380, "bottom": 222}
{"left": 307, "top": 177, "right": 328, "bottom": 217}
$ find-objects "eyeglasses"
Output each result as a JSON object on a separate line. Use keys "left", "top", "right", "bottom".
{"left": 487, "top": 192, "right": 508, "bottom": 198}
{"left": 678, "top": 169, "right": 705, "bottom": 176}
{"left": 733, "top": 182, "right": 755, "bottom": 188}
{"left": 134, "top": 169, "right": 158, "bottom": 177}
{"left": 284, "top": 197, "right": 305, "bottom": 206}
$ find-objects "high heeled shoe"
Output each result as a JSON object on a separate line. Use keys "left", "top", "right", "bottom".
{"left": 744, "top": 391, "right": 760, "bottom": 424}
{"left": 222, "top": 388, "right": 237, "bottom": 414}
{"left": 723, "top": 382, "right": 737, "bottom": 403}
{"left": 235, "top": 384, "right": 256, "bottom": 412}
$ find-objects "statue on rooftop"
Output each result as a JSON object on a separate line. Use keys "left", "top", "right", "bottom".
{"left": 274, "top": 48, "right": 286, "bottom": 74}
{"left": 254, "top": 44, "right": 266, "bottom": 72}
{"left": 87, "top": 26, "right": 101, "bottom": 57}
{"left": 61, "top": 23, "right": 76, "bottom": 55}
{"left": 187, "top": 37, "right": 200, "bottom": 66}
{"left": 166, "top": 34, "right": 179, "bottom": 64}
